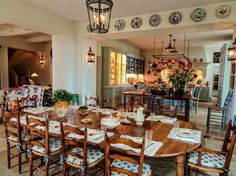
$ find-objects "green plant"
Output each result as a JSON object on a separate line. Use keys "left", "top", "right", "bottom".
{"left": 51, "top": 89, "right": 73, "bottom": 103}
{"left": 79, "top": 106, "right": 88, "bottom": 110}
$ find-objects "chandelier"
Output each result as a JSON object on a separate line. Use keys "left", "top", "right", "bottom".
{"left": 147, "top": 34, "right": 192, "bottom": 75}
{"left": 86, "top": 0, "right": 113, "bottom": 34}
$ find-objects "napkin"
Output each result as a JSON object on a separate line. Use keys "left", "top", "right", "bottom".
{"left": 111, "top": 135, "right": 163, "bottom": 156}
{"left": 168, "top": 128, "right": 201, "bottom": 143}
{"left": 67, "top": 128, "right": 114, "bottom": 144}
{"left": 146, "top": 115, "right": 177, "bottom": 124}
{"left": 91, "top": 108, "right": 116, "bottom": 115}
{"left": 23, "top": 107, "right": 54, "bottom": 114}
{"left": 35, "top": 125, "right": 61, "bottom": 134}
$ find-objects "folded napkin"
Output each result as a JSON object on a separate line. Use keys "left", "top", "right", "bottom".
{"left": 91, "top": 108, "right": 117, "bottom": 115}
{"left": 111, "top": 135, "right": 163, "bottom": 156}
{"left": 23, "top": 107, "right": 54, "bottom": 114}
{"left": 35, "top": 125, "right": 61, "bottom": 134}
{"left": 10, "top": 114, "right": 45, "bottom": 125}
{"left": 168, "top": 128, "right": 201, "bottom": 143}
{"left": 67, "top": 128, "right": 114, "bottom": 144}
{"left": 146, "top": 115, "right": 177, "bottom": 124}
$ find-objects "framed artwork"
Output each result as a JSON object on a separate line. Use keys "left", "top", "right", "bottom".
{"left": 213, "top": 52, "right": 221, "bottom": 63}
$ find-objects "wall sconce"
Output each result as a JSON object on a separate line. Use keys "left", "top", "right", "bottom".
{"left": 87, "top": 47, "right": 95, "bottom": 63}
{"left": 228, "top": 38, "right": 236, "bottom": 61}
{"left": 36, "top": 52, "right": 46, "bottom": 67}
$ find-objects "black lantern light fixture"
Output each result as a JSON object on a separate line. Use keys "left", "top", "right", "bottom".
{"left": 170, "top": 39, "right": 178, "bottom": 54}
{"left": 87, "top": 47, "right": 95, "bottom": 63}
{"left": 86, "top": 0, "right": 113, "bottom": 34}
{"left": 165, "top": 34, "right": 174, "bottom": 52}
{"left": 228, "top": 38, "right": 236, "bottom": 61}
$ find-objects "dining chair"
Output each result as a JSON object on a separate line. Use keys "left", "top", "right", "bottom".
{"left": 186, "top": 120, "right": 236, "bottom": 176}
{"left": 100, "top": 98, "right": 118, "bottom": 110}
{"left": 206, "top": 90, "right": 234, "bottom": 131}
{"left": 3, "top": 111, "right": 29, "bottom": 174}
{"left": 85, "top": 95, "right": 99, "bottom": 107}
{"left": 27, "top": 117, "right": 62, "bottom": 176}
{"left": 60, "top": 123, "right": 104, "bottom": 175}
{"left": 104, "top": 136, "right": 152, "bottom": 176}
{"left": 156, "top": 104, "right": 179, "bottom": 118}
{"left": 192, "top": 85, "right": 203, "bottom": 114}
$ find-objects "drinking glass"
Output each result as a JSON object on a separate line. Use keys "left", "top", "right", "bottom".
{"left": 173, "top": 121, "right": 180, "bottom": 128}
{"left": 145, "top": 130, "right": 153, "bottom": 144}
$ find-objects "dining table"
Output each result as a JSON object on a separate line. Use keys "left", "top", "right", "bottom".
{"left": 20, "top": 107, "right": 201, "bottom": 176}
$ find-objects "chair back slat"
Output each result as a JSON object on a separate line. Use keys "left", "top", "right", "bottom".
{"left": 105, "top": 136, "right": 145, "bottom": 176}
{"left": 222, "top": 120, "right": 232, "bottom": 152}
{"left": 60, "top": 123, "right": 88, "bottom": 167}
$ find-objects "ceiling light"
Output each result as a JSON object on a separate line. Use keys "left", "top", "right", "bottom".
{"left": 228, "top": 38, "right": 236, "bottom": 61}
{"left": 165, "top": 34, "right": 174, "bottom": 52}
{"left": 86, "top": 0, "right": 113, "bottom": 34}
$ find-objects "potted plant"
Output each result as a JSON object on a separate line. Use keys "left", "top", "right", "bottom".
{"left": 51, "top": 89, "right": 73, "bottom": 117}
{"left": 79, "top": 106, "right": 88, "bottom": 115}
{"left": 169, "top": 70, "right": 194, "bottom": 97}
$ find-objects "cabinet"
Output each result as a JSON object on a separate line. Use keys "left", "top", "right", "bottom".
{"left": 102, "top": 47, "right": 126, "bottom": 86}
{"left": 126, "top": 56, "right": 145, "bottom": 74}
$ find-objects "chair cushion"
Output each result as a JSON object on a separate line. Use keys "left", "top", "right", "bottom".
{"left": 32, "top": 138, "right": 61, "bottom": 154}
{"left": 188, "top": 151, "right": 226, "bottom": 169}
{"left": 66, "top": 147, "right": 104, "bottom": 167}
{"left": 111, "top": 159, "right": 152, "bottom": 176}
{"left": 8, "top": 131, "right": 28, "bottom": 142}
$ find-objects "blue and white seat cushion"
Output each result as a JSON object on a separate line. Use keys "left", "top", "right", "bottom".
{"left": 188, "top": 151, "right": 226, "bottom": 168}
{"left": 66, "top": 147, "right": 104, "bottom": 168}
{"left": 8, "top": 131, "right": 28, "bottom": 142}
{"left": 111, "top": 159, "right": 152, "bottom": 176}
{"left": 32, "top": 138, "right": 61, "bottom": 154}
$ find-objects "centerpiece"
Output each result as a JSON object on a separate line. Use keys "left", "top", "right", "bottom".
{"left": 51, "top": 89, "right": 73, "bottom": 117}
{"left": 169, "top": 70, "right": 194, "bottom": 97}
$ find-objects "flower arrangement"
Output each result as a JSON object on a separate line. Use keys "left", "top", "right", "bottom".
{"left": 169, "top": 70, "right": 194, "bottom": 96}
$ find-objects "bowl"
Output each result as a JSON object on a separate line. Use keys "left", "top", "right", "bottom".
{"left": 101, "top": 116, "right": 120, "bottom": 129}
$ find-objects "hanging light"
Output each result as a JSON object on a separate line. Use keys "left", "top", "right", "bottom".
{"left": 87, "top": 47, "right": 95, "bottom": 63}
{"left": 86, "top": 0, "right": 113, "bottom": 34}
{"left": 228, "top": 38, "right": 236, "bottom": 61}
{"left": 170, "top": 39, "right": 178, "bottom": 54}
{"left": 165, "top": 34, "right": 174, "bottom": 52}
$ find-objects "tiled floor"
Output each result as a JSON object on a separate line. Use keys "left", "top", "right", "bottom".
{"left": 0, "top": 99, "right": 235, "bottom": 175}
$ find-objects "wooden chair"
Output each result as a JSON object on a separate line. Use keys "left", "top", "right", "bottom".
{"left": 206, "top": 90, "right": 234, "bottom": 131}
{"left": 192, "top": 85, "right": 203, "bottom": 114}
{"left": 186, "top": 120, "right": 236, "bottom": 176}
{"left": 100, "top": 98, "right": 118, "bottom": 110}
{"left": 105, "top": 136, "right": 152, "bottom": 176}
{"left": 85, "top": 96, "right": 99, "bottom": 107}
{"left": 27, "top": 117, "right": 62, "bottom": 176}
{"left": 156, "top": 104, "right": 178, "bottom": 118}
{"left": 60, "top": 123, "right": 104, "bottom": 175}
{"left": 3, "top": 111, "right": 28, "bottom": 174}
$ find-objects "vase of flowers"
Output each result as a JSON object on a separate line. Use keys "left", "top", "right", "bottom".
{"left": 51, "top": 89, "right": 73, "bottom": 117}
{"left": 169, "top": 70, "right": 194, "bottom": 97}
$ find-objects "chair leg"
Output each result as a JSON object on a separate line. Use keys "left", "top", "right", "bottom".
{"left": 46, "top": 159, "right": 50, "bottom": 176}
{"left": 18, "top": 149, "right": 22, "bottom": 174}
{"left": 206, "top": 107, "right": 211, "bottom": 131}
{"left": 7, "top": 142, "right": 10, "bottom": 169}
{"left": 63, "top": 162, "right": 67, "bottom": 176}
{"left": 29, "top": 153, "right": 33, "bottom": 176}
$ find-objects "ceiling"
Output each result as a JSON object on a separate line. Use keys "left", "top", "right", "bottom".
{"left": 23, "top": 0, "right": 233, "bottom": 22}
{"left": 0, "top": 0, "right": 235, "bottom": 49}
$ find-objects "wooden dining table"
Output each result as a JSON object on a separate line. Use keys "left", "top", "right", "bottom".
{"left": 22, "top": 108, "right": 201, "bottom": 176}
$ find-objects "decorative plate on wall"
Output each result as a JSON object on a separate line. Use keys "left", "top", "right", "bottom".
{"left": 131, "top": 17, "right": 142, "bottom": 29}
{"left": 191, "top": 8, "right": 206, "bottom": 22}
{"left": 149, "top": 14, "right": 161, "bottom": 27}
{"left": 114, "top": 19, "right": 125, "bottom": 31}
{"left": 216, "top": 5, "right": 231, "bottom": 18}
{"left": 169, "top": 11, "right": 182, "bottom": 25}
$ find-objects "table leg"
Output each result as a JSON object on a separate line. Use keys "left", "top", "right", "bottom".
{"left": 123, "top": 95, "right": 126, "bottom": 111}
{"left": 185, "top": 100, "right": 190, "bottom": 121}
{"left": 176, "top": 154, "right": 185, "bottom": 176}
